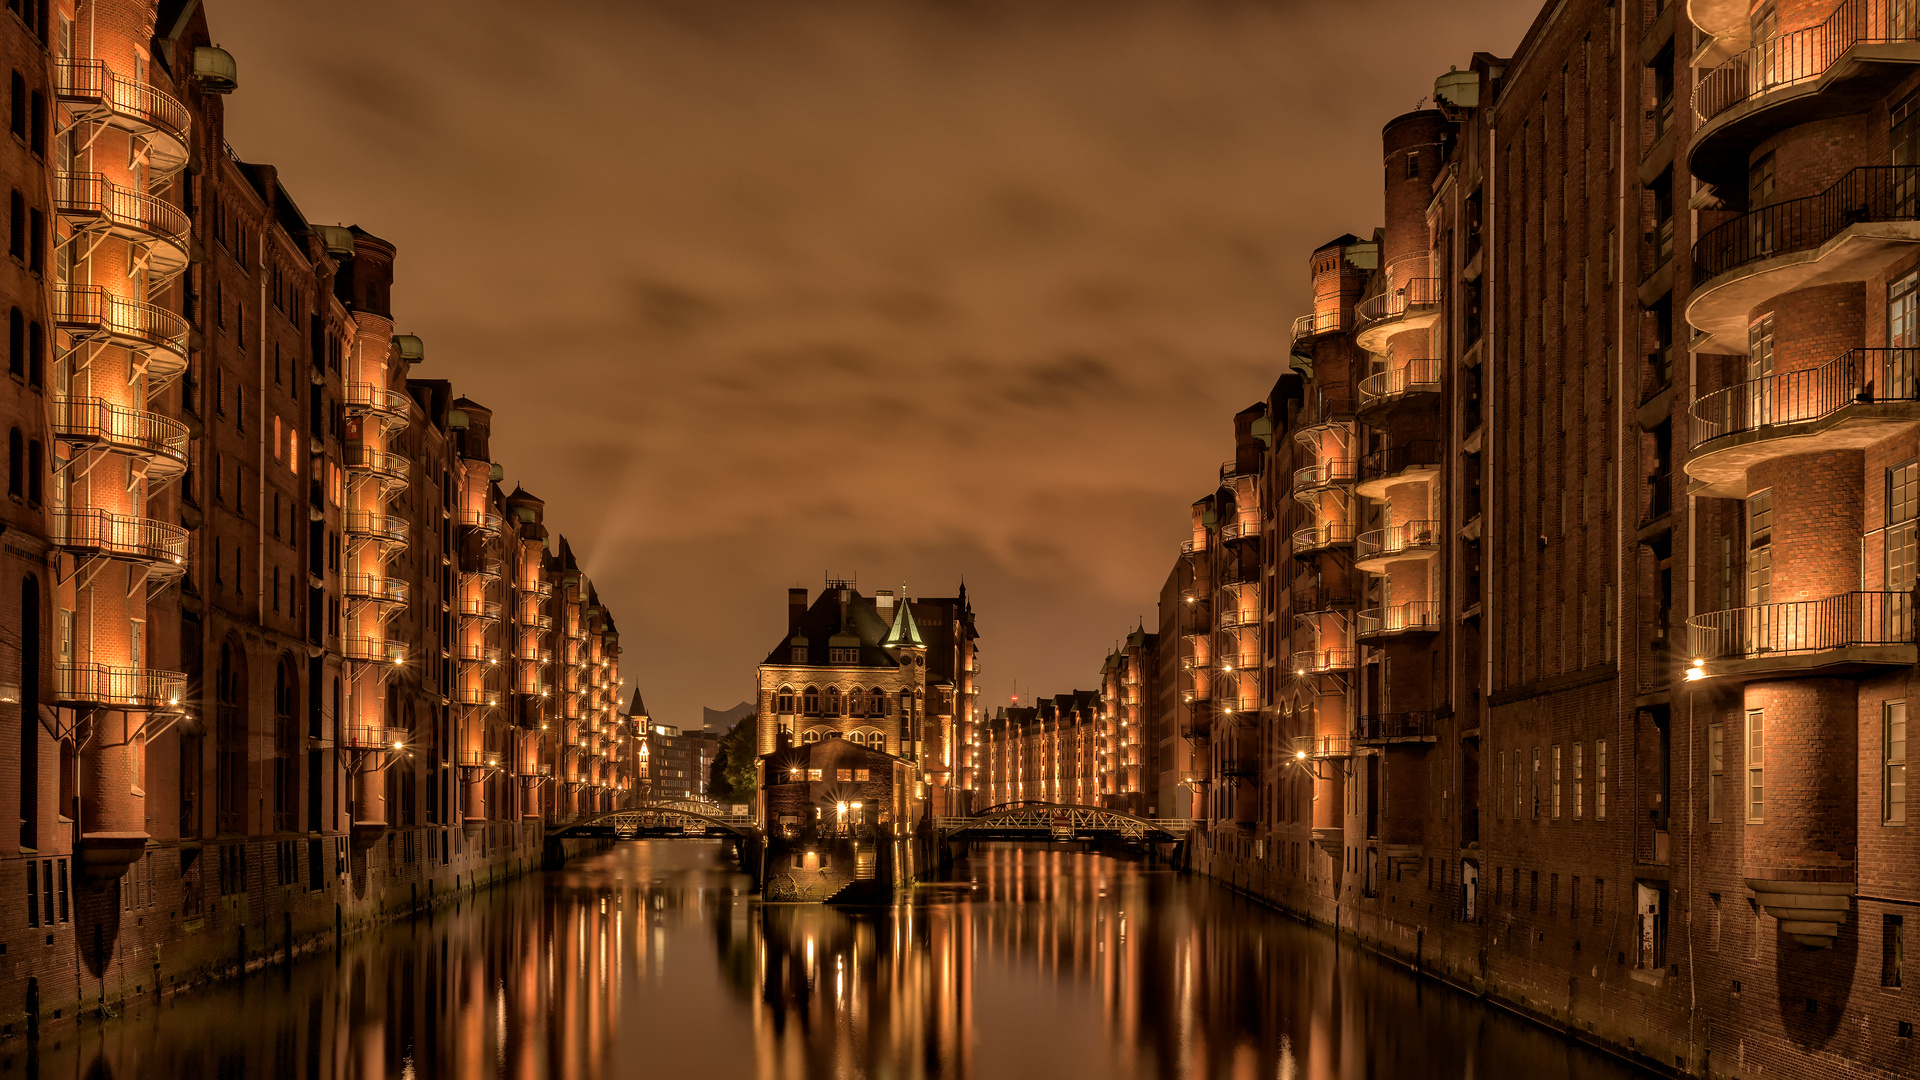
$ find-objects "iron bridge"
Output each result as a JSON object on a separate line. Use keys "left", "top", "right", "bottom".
{"left": 935, "top": 802, "right": 1196, "bottom": 843}
{"left": 547, "top": 800, "right": 755, "bottom": 840}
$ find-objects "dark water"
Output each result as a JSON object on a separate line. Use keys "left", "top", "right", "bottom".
{"left": 0, "top": 843, "right": 1649, "bottom": 1079}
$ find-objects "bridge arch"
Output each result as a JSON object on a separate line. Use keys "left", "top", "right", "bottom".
{"left": 937, "top": 802, "right": 1193, "bottom": 841}
{"left": 547, "top": 803, "right": 753, "bottom": 840}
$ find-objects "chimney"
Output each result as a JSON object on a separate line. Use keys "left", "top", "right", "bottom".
{"left": 788, "top": 588, "right": 808, "bottom": 634}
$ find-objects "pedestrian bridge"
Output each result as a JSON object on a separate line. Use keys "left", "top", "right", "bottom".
{"left": 546, "top": 800, "right": 755, "bottom": 840}
{"left": 934, "top": 803, "right": 1196, "bottom": 843}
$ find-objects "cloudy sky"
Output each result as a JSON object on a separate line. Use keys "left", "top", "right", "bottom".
{"left": 221, "top": 0, "right": 1541, "bottom": 725}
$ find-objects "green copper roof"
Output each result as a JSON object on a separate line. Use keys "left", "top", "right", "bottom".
{"left": 885, "top": 599, "right": 924, "bottom": 647}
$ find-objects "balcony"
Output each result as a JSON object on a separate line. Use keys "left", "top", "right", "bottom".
{"left": 1292, "top": 732, "right": 1354, "bottom": 760}
{"left": 1355, "top": 601, "right": 1442, "bottom": 641}
{"left": 1218, "top": 518, "right": 1261, "bottom": 544}
{"left": 1687, "top": 591, "right": 1916, "bottom": 677}
{"left": 1291, "top": 647, "right": 1357, "bottom": 675}
{"left": 53, "top": 285, "right": 188, "bottom": 379}
{"left": 345, "top": 443, "right": 409, "bottom": 490}
{"left": 457, "top": 596, "right": 504, "bottom": 621}
{"left": 1216, "top": 607, "right": 1261, "bottom": 629}
{"left": 1212, "top": 652, "right": 1259, "bottom": 674}
{"left": 344, "top": 510, "right": 410, "bottom": 548}
{"left": 1356, "top": 439, "right": 1443, "bottom": 499}
{"left": 1352, "top": 711, "right": 1442, "bottom": 745}
{"left": 53, "top": 662, "right": 184, "bottom": 710}
{"left": 1688, "top": 166, "right": 1920, "bottom": 344}
{"left": 1213, "top": 696, "right": 1257, "bottom": 716}
{"left": 1292, "top": 459, "right": 1357, "bottom": 492}
{"left": 53, "top": 59, "right": 190, "bottom": 175}
{"left": 1357, "top": 359, "right": 1444, "bottom": 422}
{"left": 52, "top": 508, "right": 188, "bottom": 573}
{"left": 520, "top": 762, "right": 553, "bottom": 779}
{"left": 1291, "top": 522, "right": 1356, "bottom": 556}
{"left": 462, "top": 558, "right": 504, "bottom": 581}
{"left": 451, "top": 684, "right": 499, "bottom": 708}
{"left": 342, "top": 725, "right": 409, "bottom": 751}
{"left": 1292, "top": 585, "right": 1358, "bottom": 616}
{"left": 1355, "top": 520, "right": 1440, "bottom": 573}
{"left": 457, "top": 508, "right": 504, "bottom": 534}
{"left": 1690, "top": 1, "right": 1920, "bottom": 190}
{"left": 1180, "top": 536, "right": 1209, "bottom": 557}
{"left": 1221, "top": 456, "right": 1259, "bottom": 481}
{"left": 344, "top": 383, "right": 412, "bottom": 429}
{"left": 49, "top": 396, "right": 188, "bottom": 477}
{"left": 1290, "top": 309, "right": 1347, "bottom": 347}
{"left": 342, "top": 637, "right": 407, "bottom": 664}
{"left": 51, "top": 172, "right": 189, "bottom": 276}
{"left": 455, "top": 641, "right": 503, "bottom": 664}
{"left": 344, "top": 573, "right": 408, "bottom": 606}
{"left": 457, "top": 749, "right": 502, "bottom": 771}
{"left": 1353, "top": 277, "right": 1442, "bottom": 353}
{"left": 1686, "top": 347, "right": 1920, "bottom": 496}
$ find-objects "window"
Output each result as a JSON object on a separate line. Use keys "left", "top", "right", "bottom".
{"left": 1708, "top": 722, "right": 1724, "bottom": 823}
{"left": 1551, "top": 745, "right": 1562, "bottom": 818}
{"left": 1887, "top": 700, "right": 1908, "bottom": 825}
{"left": 1746, "top": 314, "right": 1774, "bottom": 424}
{"left": 7, "top": 189, "right": 19, "bottom": 259}
{"left": 836, "top": 769, "right": 852, "bottom": 782}
{"left": 775, "top": 687, "right": 794, "bottom": 714}
{"left": 6, "top": 306, "right": 17, "bottom": 376}
{"left": 5, "top": 71, "right": 18, "bottom": 139}
{"left": 1530, "top": 748, "right": 1541, "bottom": 818}
{"left": 806, "top": 768, "right": 822, "bottom": 782}
{"left": 1886, "top": 914, "right": 1906, "bottom": 988}
{"left": 826, "top": 687, "right": 840, "bottom": 715}
{"left": 830, "top": 646, "right": 857, "bottom": 664}
{"left": 802, "top": 687, "right": 819, "bottom": 715}
{"left": 1573, "top": 743, "right": 1584, "bottom": 819}
{"left": 1889, "top": 462, "right": 1918, "bottom": 591}
{"left": 854, "top": 768, "right": 871, "bottom": 782}
{"left": 1597, "top": 738, "right": 1608, "bottom": 819}
{"left": 1747, "top": 489, "right": 1773, "bottom": 604}
{"left": 1746, "top": 708, "right": 1765, "bottom": 822}
{"left": 24, "top": 438, "right": 38, "bottom": 505}
{"left": 869, "top": 688, "right": 885, "bottom": 715}
{"left": 6, "top": 426, "right": 18, "bottom": 496}
{"left": 26, "top": 206, "right": 38, "bottom": 271}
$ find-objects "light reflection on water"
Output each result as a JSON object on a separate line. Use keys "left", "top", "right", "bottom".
{"left": 0, "top": 843, "right": 1647, "bottom": 1079}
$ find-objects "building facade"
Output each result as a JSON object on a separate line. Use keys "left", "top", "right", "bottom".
{"left": 1096, "top": 628, "right": 1158, "bottom": 814}
{"left": 1128, "top": 1, "right": 1920, "bottom": 1076}
{"left": 979, "top": 692, "right": 1101, "bottom": 808}
{"left": 0, "top": 0, "right": 633, "bottom": 1034}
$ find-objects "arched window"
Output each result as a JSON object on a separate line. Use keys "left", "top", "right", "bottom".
{"left": 826, "top": 687, "right": 840, "bottom": 715}
{"left": 802, "top": 730, "right": 821, "bottom": 745}
{"left": 899, "top": 690, "right": 912, "bottom": 715}
{"left": 7, "top": 427, "right": 19, "bottom": 495}
{"left": 775, "top": 686, "right": 794, "bottom": 714}
{"left": 7, "top": 307, "right": 19, "bottom": 376}
{"left": 18, "top": 574, "right": 37, "bottom": 849}
{"left": 846, "top": 686, "right": 864, "bottom": 717}
{"left": 869, "top": 688, "right": 886, "bottom": 716}
{"left": 214, "top": 641, "right": 247, "bottom": 834}
{"left": 272, "top": 656, "right": 299, "bottom": 831}
{"left": 846, "top": 731, "right": 864, "bottom": 747}
{"left": 802, "top": 687, "right": 819, "bottom": 716}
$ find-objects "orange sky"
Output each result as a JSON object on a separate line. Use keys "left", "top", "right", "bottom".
{"left": 218, "top": 0, "right": 1542, "bottom": 725}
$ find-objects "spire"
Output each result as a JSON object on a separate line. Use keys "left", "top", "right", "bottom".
{"left": 885, "top": 597, "right": 924, "bottom": 647}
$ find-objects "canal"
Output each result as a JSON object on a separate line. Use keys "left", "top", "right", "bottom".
{"left": 0, "top": 844, "right": 1648, "bottom": 1079}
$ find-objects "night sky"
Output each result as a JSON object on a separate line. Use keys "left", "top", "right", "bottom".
{"left": 220, "top": 0, "right": 1540, "bottom": 726}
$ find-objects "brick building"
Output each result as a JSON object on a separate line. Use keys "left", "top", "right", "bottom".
{"left": 1127, "top": 1, "right": 1920, "bottom": 1076}
{"left": 1096, "top": 628, "right": 1158, "bottom": 814}
{"left": 0, "top": 0, "right": 634, "bottom": 1032}
{"left": 754, "top": 579, "right": 978, "bottom": 815}
{"left": 978, "top": 691, "right": 1101, "bottom": 808}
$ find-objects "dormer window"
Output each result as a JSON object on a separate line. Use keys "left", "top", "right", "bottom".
{"left": 791, "top": 644, "right": 808, "bottom": 664}
{"left": 830, "top": 647, "right": 858, "bottom": 664}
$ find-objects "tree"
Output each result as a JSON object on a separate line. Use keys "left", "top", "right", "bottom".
{"left": 710, "top": 717, "right": 758, "bottom": 805}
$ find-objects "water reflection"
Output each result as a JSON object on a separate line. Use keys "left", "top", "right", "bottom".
{"left": 0, "top": 844, "right": 1645, "bottom": 1079}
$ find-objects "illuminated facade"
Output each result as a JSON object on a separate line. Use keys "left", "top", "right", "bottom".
{"left": 1095, "top": 630, "right": 1156, "bottom": 814}
{"left": 979, "top": 692, "right": 1100, "bottom": 808}
{"left": 0, "top": 0, "right": 631, "bottom": 1033}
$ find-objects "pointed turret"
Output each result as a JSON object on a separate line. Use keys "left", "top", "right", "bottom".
{"left": 885, "top": 598, "right": 924, "bottom": 647}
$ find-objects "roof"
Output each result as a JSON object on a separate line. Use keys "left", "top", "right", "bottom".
{"left": 885, "top": 598, "right": 924, "bottom": 647}
{"left": 762, "top": 588, "right": 902, "bottom": 668}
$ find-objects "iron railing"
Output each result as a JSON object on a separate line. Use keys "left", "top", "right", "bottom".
{"left": 1291, "top": 648, "right": 1357, "bottom": 674}
{"left": 344, "top": 443, "right": 409, "bottom": 483}
{"left": 1181, "top": 536, "right": 1209, "bottom": 556}
{"left": 53, "top": 284, "right": 188, "bottom": 356}
{"left": 455, "top": 640, "right": 503, "bottom": 664}
{"left": 1356, "top": 601, "right": 1442, "bottom": 637}
{"left": 51, "top": 507, "right": 187, "bottom": 566}
{"left": 53, "top": 662, "right": 185, "bottom": 708}
{"left": 1293, "top": 459, "right": 1357, "bottom": 489}
{"left": 1219, "top": 518, "right": 1261, "bottom": 543}
{"left": 49, "top": 396, "right": 188, "bottom": 464}
{"left": 1356, "top": 520, "right": 1441, "bottom": 562}
{"left": 1687, "top": 590, "right": 1914, "bottom": 660}
{"left": 1360, "top": 440, "right": 1444, "bottom": 484}
{"left": 344, "top": 383, "right": 412, "bottom": 420}
{"left": 1291, "top": 522, "right": 1356, "bottom": 552}
{"left": 1690, "top": 347, "right": 1920, "bottom": 448}
{"left": 1292, "top": 732, "right": 1353, "bottom": 759}
{"left": 344, "top": 573, "right": 408, "bottom": 605}
{"left": 1221, "top": 457, "right": 1260, "bottom": 480}
{"left": 1216, "top": 607, "right": 1261, "bottom": 629}
{"left": 457, "top": 596, "right": 503, "bottom": 620}
{"left": 344, "top": 510, "right": 409, "bottom": 545}
{"left": 456, "top": 508, "right": 504, "bottom": 533}
{"left": 342, "top": 725, "right": 408, "bottom": 750}
{"left": 1696, "top": 166, "right": 1920, "bottom": 280}
{"left": 1353, "top": 711, "right": 1443, "bottom": 742}
{"left": 1355, "top": 277, "right": 1442, "bottom": 326}
{"left": 1291, "top": 310, "right": 1347, "bottom": 344}
{"left": 1694, "top": 0, "right": 1920, "bottom": 123}
{"left": 51, "top": 172, "right": 189, "bottom": 246}
{"left": 342, "top": 637, "right": 406, "bottom": 664}
{"left": 1359, "top": 359, "right": 1444, "bottom": 408}
{"left": 53, "top": 59, "right": 190, "bottom": 144}
{"left": 1292, "top": 585, "right": 1359, "bottom": 613}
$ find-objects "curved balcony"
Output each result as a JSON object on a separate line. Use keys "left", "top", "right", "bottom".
{"left": 1689, "top": 166, "right": 1920, "bottom": 344}
{"left": 345, "top": 443, "right": 410, "bottom": 490}
{"left": 1218, "top": 518, "right": 1261, "bottom": 545}
{"left": 53, "top": 285, "right": 188, "bottom": 379}
{"left": 458, "top": 596, "right": 504, "bottom": 621}
{"left": 53, "top": 662, "right": 185, "bottom": 710}
{"left": 1180, "top": 536, "right": 1209, "bottom": 557}
{"left": 1690, "top": 2, "right": 1920, "bottom": 191}
{"left": 518, "top": 608, "right": 555, "bottom": 630}
{"left": 1213, "top": 697, "right": 1257, "bottom": 716}
{"left": 1357, "top": 359, "right": 1443, "bottom": 422}
{"left": 1290, "top": 309, "right": 1348, "bottom": 348}
{"left": 1291, "top": 647, "right": 1357, "bottom": 675}
{"left": 341, "top": 637, "right": 407, "bottom": 665}
{"left": 456, "top": 749, "right": 502, "bottom": 771}
{"left": 343, "top": 725, "right": 409, "bottom": 751}
{"left": 1687, "top": 347, "right": 1920, "bottom": 496}
{"left": 51, "top": 173, "right": 189, "bottom": 276}
{"left": 344, "top": 510, "right": 409, "bottom": 548}
{"left": 1292, "top": 459, "right": 1357, "bottom": 492}
{"left": 1687, "top": 590, "right": 1915, "bottom": 677}
{"left": 457, "top": 508, "right": 504, "bottom": 534}
{"left": 53, "top": 59, "right": 190, "bottom": 175}
{"left": 1216, "top": 607, "right": 1260, "bottom": 630}
{"left": 1356, "top": 439, "right": 1443, "bottom": 499}
{"left": 344, "top": 573, "right": 408, "bottom": 606}
{"left": 344, "top": 383, "right": 411, "bottom": 429}
{"left": 1291, "top": 521, "right": 1356, "bottom": 557}
{"left": 520, "top": 762, "right": 553, "bottom": 779}
{"left": 1352, "top": 711, "right": 1442, "bottom": 745}
{"left": 1356, "top": 601, "right": 1442, "bottom": 641}
{"left": 462, "top": 558, "right": 504, "bottom": 581}
{"left": 1211, "top": 652, "right": 1259, "bottom": 674}
{"left": 1353, "top": 277, "right": 1442, "bottom": 353}
{"left": 455, "top": 641, "right": 504, "bottom": 665}
{"left": 1292, "top": 586, "right": 1358, "bottom": 616}
{"left": 49, "top": 396, "right": 188, "bottom": 477}
{"left": 1354, "top": 520, "right": 1440, "bottom": 573}
{"left": 1220, "top": 457, "right": 1259, "bottom": 481}
{"left": 52, "top": 508, "right": 187, "bottom": 573}
{"left": 451, "top": 684, "right": 499, "bottom": 708}
{"left": 1292, "top": 732, "right": 1354, "bottom": 760}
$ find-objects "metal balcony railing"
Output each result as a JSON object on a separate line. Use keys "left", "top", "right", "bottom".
{"left": 451, "top": 684, "right": 495, "bottom": 707}
{"left": 462, "top": 558, "right": 503, "bottom": 580}
{"left": 455, "top": 640, "right": 503, "bottom": 664}
{"left": 1292, "top": 732, "right": 1353, "bottom": 759}
{"left": 344, "top": 383, "right": 412, "bottom": 421}
{"left": 1219, "top": 518, "right": 1261, "bottom": 543}
{"left": 456, "top": 749, "right": 500, "bottom": 770}
{"left": 53, "top": 59, "right": 190, "bottom": 145}
{"left": 344, "top": 443, "right": 409, "bottom": 484}
{"left": 342, "top": 725, "right": 408, "bottom": 751}
{"left": 1291, "top": 648, "right": 1357, "bottom": 674}
{"left": 1353, "top": 711, "right": 1443, "bottom": 742}
{"left": 344, "top": 510, "right": 409, "bottom": 546}
{"left": 1696, "top": 166, "right": 1920, "bottom": 280}
{"left": 1291, "top": 309, "right": 1347, "bottom": 344}
{"left": 1212, "top": 652, "right": 1259, "bottom": 671}
{"left": 1354, "top": 277, "right": 1442, "bottom": 327}
{"left": 1356, "top": 520, "right": 1441, "bottom": 562}
{"left": 344, "top": 573, "right": 408, "bottom": 605}
{"left": 1356, "top": 601, "right": 1442, "bottom": 637}
{"left": 1687, "top": 591, "right": 1914, "bottom": 661}
{"left": 1293, "top": 460, "right": 1357, "bottom": 490}
{"left": 1690, "top": 347, "right": 1920, "bottom": 448}
{"left": 1694, "top": 0, "right": 1920, "bottom": 123}
{"left": 53, "top": 662, "right": 184, "bottom": 709}
{"left": 1216, "top": 607, "right": 1261, "bottom": 629}
{"left": 1221, "top": 457, "right": 1259, "bottom": 480}
{"left": 1359, "top": 359, "right": 1444, "bottom": 408}
{"left": 1181, "top": 536, "right": 1209, "bottom": 556}
{"left": 51, "top": 172, "right": 189, "bottom": 248}
{"left": 457, "top": 596, "right": 503, "bottom": 620}
{"left": 1359, "top": 439, "right": 1444, "bottom": 485}
{"left": 342, "top": 637, "right": 406, "bottom": 664}
{"left": 1291, "top": 522, "right": 1356, "bottom": 552}
{"left": 520, "top": 761, "right": 552, "bottom": 778}
{"left": 52, "top": 507, "right": 188, "bottom": 567}
{"left": 456, "top": 508, "right": 504, "bottom": 533}
{"left": 1292, "top": 585, "right": 1358, "bottom": 613}
{"left": 53, "top": 284, "right": 188, "bottom": 357}
{"left": 49, "top": 395, "right": 188, "bottom": 466}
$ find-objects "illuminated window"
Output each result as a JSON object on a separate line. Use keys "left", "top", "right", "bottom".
{"left": 807, "top": 768, "right": 822, "bottom": 782}
{"left": 1887, "top": 700, "right": 1908, "bottom": 825}
{"left": 775, "top": 687, "right": 794, "bottom": 714}
{"left": 1746, "top": 709, "right": 1765, "bottom": 822}
{"left": 802, "top": 687, "right": 819, "bottom": 715}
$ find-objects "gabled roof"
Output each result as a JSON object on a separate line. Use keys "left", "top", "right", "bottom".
{"left": 762, "top": 588, "right": 902, "bottom": 669}
{"left": 884, "top": 599, "right": 924, "bottom": 647}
